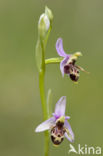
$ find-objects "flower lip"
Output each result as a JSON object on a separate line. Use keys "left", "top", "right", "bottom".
{"left": 64, "top": 58, "right": 80, "bottom": 82}
{"left": 70, "top": 73, "right": 79, "bottom": 82}
{"left": 64, "top": 63, "right": 80, "bottom": 82}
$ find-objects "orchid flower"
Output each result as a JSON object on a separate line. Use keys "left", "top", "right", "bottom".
{"left": 56, "top": 38, "right": 87, "bottom": 82}
{"left": 35, "top": 96, "right": 74, "bottom": 145}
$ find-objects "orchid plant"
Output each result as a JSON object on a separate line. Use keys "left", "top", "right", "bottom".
{"left": 35, "top": 6, "right": 87, "bottom": 156}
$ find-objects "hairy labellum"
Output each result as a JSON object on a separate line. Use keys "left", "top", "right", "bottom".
{"left": 51, "top": 120, "right": 66, "bottom": 145}
{"left": 64, "top": 63, "right": 80, "bottom": 82}
{"left": 70, "top": 74, "right": 79, "bottom": 81}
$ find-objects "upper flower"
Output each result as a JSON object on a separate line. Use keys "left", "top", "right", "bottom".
{"left": 56, "top": 38, "right": 85, "bottom": 82}
{"left": 38, "top": 7, "right": 53, "bottom": 40}
{"left": 35, "top": 96, "right": 74, "bottom": 145}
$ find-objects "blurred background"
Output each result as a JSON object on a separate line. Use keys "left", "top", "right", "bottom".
{"left": 0, "top": 0, "right": 103, "bottom": 156}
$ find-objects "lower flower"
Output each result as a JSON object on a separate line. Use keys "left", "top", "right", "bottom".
{"left": 35, "top": 96, "right": 74, "bottom": 145}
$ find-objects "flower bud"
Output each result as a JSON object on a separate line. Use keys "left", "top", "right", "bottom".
{"left": 38, "top": 13, "right": 50, "bottom": 39}
{"left": 45, "top": 6, "right": 53, "bottom": 23}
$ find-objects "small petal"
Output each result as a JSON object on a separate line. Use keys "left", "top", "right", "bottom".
{"left": 54, "top": 96, "right": 66, "bottom": 117}
{"left": 35, "top": 117, "right": 55, "bottom": 132}
{"left": 65, "top": 116, "right": 70, "bottom": 120}
{"left": 60, "top": 56, "right": 69, "bottom": 77}
{"left": 64, "top": 120, "right": 74, "bottom": 142}
{"left": 56, "top": 38, "right": 67, "bottom": 57}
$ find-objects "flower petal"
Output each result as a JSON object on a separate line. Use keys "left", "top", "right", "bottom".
{"left": 35, "top": 117, "right": 55, "bottom": 132}
{"left": 56, "top": 38, "right": 67, "bottom": 57}
{"left": 65, "top": 116, "right": 70, "bottom": 120}
{"left": 64, "top": 120, "right": 74, "bottom": 142}
{"left": 54, "top": 96, "right": 66, "bottom": 117}
{"left": 60, "top": 56, "right": 69, "bottom": 77}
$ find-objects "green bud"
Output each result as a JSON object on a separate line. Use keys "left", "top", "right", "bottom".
{"left": 38, "top": 13, "right": 50, "bottom": 39}
{"left": 45, "top": 6, "right": 53, "bottom": 24}
{"left": 36, "top": 7, "right": 53, "bottom": 71}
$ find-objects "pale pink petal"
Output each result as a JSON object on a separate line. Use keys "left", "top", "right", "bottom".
{"left": 56, "top": 38, "right": 67, "bottom": 57}
{"left": 54, "top": 96, "right": 66, "bottom": 117}
{"left": 65, "top": 116, "right": 70, "bottom": 120}
{"left": 64, "top": 120, "right": 74, "bottom": 142}
{"left": 35, "top": 117, "right": 55, "bottom": 132}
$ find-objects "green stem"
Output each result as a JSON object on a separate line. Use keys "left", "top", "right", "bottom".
{"left": 44, "top": 26, "right": 52, "bottom": 47}
{"left": 39, "top": 70, "right": 47, "bottom": 119}
{"left": 47, "top": 89, "right": 52, "bottom": 118}
{"left": 45, "top": 57, "right": 63, "bottom": 65}
{"left": 39, "top": 39, "right": 49, "bottom": 156}
{"left": 39, "top": 71, "right": 49, "bottom": 156}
